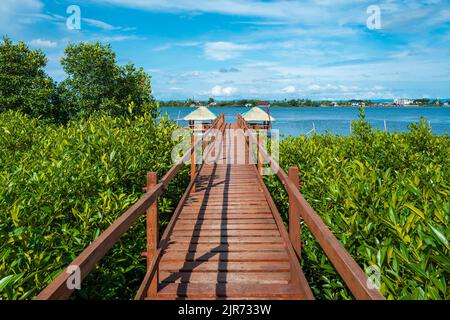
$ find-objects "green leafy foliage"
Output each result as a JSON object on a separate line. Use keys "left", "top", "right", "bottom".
{"left": 0, "top": 110, "right": 187, "bottom": 299}
{"left": 0, "top": 37, "right": 156, "bottom": 122}
{"left": 59, "top": 41, "right": 156, "bottom": 120}
{"left": 266, "top": 113, "right": 449, "bottom": 300}
{"left": 0, "top": 36, "right": 57, "bottom": 119}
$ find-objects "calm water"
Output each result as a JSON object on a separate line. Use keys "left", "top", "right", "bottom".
{"left": 160, "top": 106, "right": 450, "bottom": 137}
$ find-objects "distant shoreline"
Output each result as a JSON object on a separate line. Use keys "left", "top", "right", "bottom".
{"left": 159, "top": 104, "right": 448, "bottom": 108}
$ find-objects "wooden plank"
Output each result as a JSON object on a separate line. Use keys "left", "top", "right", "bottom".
{"left": 161, "top": 251, "right": 289, "bottom": 262}
{"left": 181, "top": 205, "right": 271, "bottom": 211}
{"left": 174, "top": 219, "right": 276, "bottom": 226}
{"left": 180, "top": 209, "right": 272, "bottom": 215}
{"left": 159, "top": 271, "right": 291, "bottom": 284}
{"left": 168, "top": 236, "right": 284, "bottom": 244}
{"left": 173, "top": 223, "right": 279, "bottom": 231}
{"left": 195, "top": 179, "right": 260, "bottom": 184}
{"left": 165, "top": 243, "right": 286, "bottom": 252}
{"left": 169, "top": 229, "right": 280, "bottom": 237}
{"left": 189, "top": 191, "right": 264, "bottom": 196}
{"left": 182, "top": 204, "right": 270, "bottom": 208}
{"left": 156, "top": 283, "right": 305, "bottom": 299}
{"left": 177, "top": 215, "right": 273, "bottom": 221}
{"left": 159, "top": 261, "right": 291, "bottom": 272}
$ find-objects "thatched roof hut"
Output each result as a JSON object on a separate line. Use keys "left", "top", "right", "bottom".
{"left": 242, "top": 107, "right": 275, "bottom": 122}
{"left": 183, "top": 106, "right": 217, "bottom": 122}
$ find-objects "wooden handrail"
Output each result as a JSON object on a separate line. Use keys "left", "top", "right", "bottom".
{"left": 36, "top": 114, "right": 225, "bottom": 300}
{"left": 135, "top": 118, "right": 227, "bottom": 299}
{"left": 237, "top": 114, "right": 385, "bottom": 300}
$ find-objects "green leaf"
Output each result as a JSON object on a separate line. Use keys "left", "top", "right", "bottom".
{"left": 428, "top": 224, "right": 449, "bottom": 248}
{"left": 404, "top": 204, "right": 425, "bottom": 219}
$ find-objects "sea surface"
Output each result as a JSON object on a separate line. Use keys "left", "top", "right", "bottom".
{"left": 159, "top": 106, "right": 450, "bottom": 137}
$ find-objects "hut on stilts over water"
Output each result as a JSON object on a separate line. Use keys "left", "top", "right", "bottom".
{"left": 242, "top": 104, "right": 275, "bottom": 131}
{"left": 183, "top": 106, "right": 217, "bottom": 132}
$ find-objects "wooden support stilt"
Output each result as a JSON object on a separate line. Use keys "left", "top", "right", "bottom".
{"left": 190, "top": 134, "right": 196, "bottom": 192}
{"left": 288, "top": 167, "right": 301, "bottom": 259}
{"left": 257, "top": 133, "right": 263, "bottom": 175}
{"left": 146, "top": 172, "right": 158, "bottom": 297}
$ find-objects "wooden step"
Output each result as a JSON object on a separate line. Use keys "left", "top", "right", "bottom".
{"left": 173, "top": 223, "right": 279, "bottom": 231}
{"left": 161, "top": 251, "right": 289, "bottom": 262}
{"left": 168, "top": 236, "right": 284, "bottom": 244}
{"left": 174, "top": 219, "right": 275, "bottom": 226}
{"left": 165, "top": 243, "right": 287, "bottom": 252}
{"left": 154, "top": 283, "right": 305, "bottom": 299}
{"left": 168, "top": 229, "right": 280, "bottom": 237}
{"left": 159, "top": 261, "right": 291, "bottom": 272}
{"left": 178, "top": 214, "right": 273, "bottom": 220}
{"left": 180, "top": 209, "right": 272, "bottom": 214}
{"left": 159, "top": 271, "right": 291, "bottom": 284}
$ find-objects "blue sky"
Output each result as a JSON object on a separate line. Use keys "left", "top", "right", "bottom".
{"left": 1, "top": 0, "right": 450, "bottom": 100}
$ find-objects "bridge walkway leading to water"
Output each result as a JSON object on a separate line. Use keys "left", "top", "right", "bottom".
{"left": 37, "top": 115, "right": 384, "bottom": 301}
{"left": 155, "top": 123, "right": 312, "bottom": 299}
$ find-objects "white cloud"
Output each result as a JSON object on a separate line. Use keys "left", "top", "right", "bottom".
{"left": 29, "top": 38, "right": 58, "bottom": 48}
{"left": 211, "top": 85, "right": 237, "bottom": 96}
{"left": 0, "top": 0, "right": 43, "bottom": 32}
{"left": 82, "top": 18, "right": 120, "bottom": 30}
{"left": 282, "top": 85, "right": 296, "bottom": 94}
{"left": 94, "top": 0, "right": 321, "bottom": 21}
{"left": 204, "top": 42, "right": 252, "bottom": 61}
{"left": 98, "top": 35, "right": 143, "bottom": 42}
{"left": 154, "top": 41, "right": 201, "bottom": 51}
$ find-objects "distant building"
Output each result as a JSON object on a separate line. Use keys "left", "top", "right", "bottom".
{"left": 394, "top": 99, "right": 414, "bottom": 106}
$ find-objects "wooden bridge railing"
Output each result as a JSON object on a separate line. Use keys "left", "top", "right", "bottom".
{"left": 36, "top": 114, "right": 225, "bottom": 300}
{"left": 237, "top": 114, "right": 385, "bottom": 300}
{"left": 135, "top": 114, "right": 227, "bottom": 299}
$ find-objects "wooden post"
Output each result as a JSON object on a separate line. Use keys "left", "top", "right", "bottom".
{"left": 288, "top": 167, "right": 301, "bottom": 259}
{"left": 257, "top": 133, "right": 263, "bottom": 175}
{"left": 190, "top": 133, "right": 196, "bottom": 182}
{"left": 146, "top": 172, "right": 158, "bottom": 297}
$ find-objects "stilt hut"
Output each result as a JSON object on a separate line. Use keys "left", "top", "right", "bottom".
{"left": 242, "top": 106, "right": 275, "bottom": 130}
{"left": 183, "top": 106, "right": 217, "bottom": 132}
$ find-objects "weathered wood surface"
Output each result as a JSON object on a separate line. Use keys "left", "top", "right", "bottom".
{"left": 237, "top": 114, "right": 385, "bottom": 300}
{"left": 152, "top": 124, "right": 313, "bottom": 300}
{"left": 38, "top": 113, "right": 384, "bottom": 301}
{"left": 36, "top": 115, "right": 225, "bottom": 301}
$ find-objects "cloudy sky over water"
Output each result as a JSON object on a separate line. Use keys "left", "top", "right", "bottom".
{"left": 1, "top": 0, "right": 450, "bottom": 100}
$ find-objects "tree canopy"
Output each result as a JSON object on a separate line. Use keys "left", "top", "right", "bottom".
{"left": 0, "top": 37, "right": 156, "bottom": 122}
{"left": 59, "top": 41, "right": 156, "bottom": 119}
{"left": 0, "top": 36, "right": 56, "bottom": 119}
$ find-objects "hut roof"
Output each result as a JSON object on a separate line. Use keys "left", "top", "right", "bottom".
{"left": 183, "top": 106, "right": 217, "bottom": 121}
{"left": 242, "top": 107, "right": 275, "bottom": 122}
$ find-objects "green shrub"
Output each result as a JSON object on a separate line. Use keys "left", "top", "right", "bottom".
{"left": 0, "top": 110, "right": 188, "bottom": 299}
{"left": 0, "top": 36, "right": 57, "bottom": 120}
{"left": 59, "top": 42, "right": 156, "bottom": 120}
{"left": 266, "top": 115, "right": 449, "bottom": 300}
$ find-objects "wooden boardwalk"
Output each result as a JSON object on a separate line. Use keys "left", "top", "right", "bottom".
{"left": 37, "top": 115, "right": 384, "bottom": 301}
{"left": 156, "top": 124, "right": 311, "bottom": 299}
